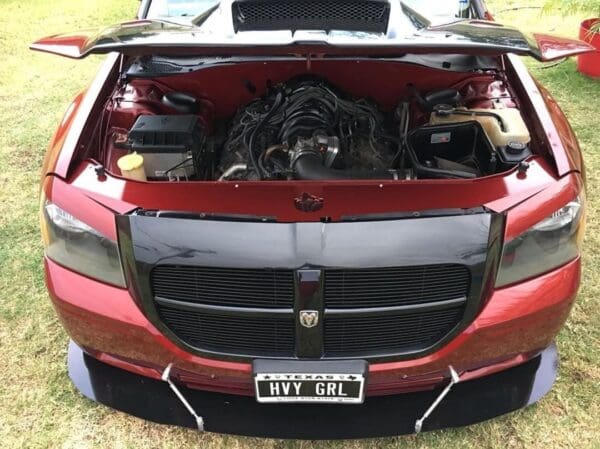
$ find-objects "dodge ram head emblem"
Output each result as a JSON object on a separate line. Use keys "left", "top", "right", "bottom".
{"left": 299, "top": 310, "right": 319, "bottom": 328}
{"left": 294, "top": 193, "right": 324, "bottom": 212}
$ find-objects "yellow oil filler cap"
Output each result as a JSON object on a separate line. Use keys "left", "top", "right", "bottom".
{"left": 117, "top": 153, "right": 146, "bottom": 181}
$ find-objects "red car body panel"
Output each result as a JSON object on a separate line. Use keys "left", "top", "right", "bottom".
{"left": 505, "top": 54, "right": 586, "bottom": 176}
{"left": 42, "top": 53, "right": 121, "bottom": 180}
{"left": 45, "top": 254, "right": 580, "bottom": 396}
{"left": 41, "top": 160, "right": 583, "bottom": 395}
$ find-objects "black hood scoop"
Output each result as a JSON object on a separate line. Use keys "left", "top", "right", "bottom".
{"left": 232, "top": 0, "right": 391, "bottom": 33}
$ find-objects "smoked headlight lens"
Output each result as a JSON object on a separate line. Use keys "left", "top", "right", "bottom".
{"left": 41, "top": 199, "right": 126, "bottom": 287}
{"left": 496, "top": 196, "right": 585, "bottom": 288}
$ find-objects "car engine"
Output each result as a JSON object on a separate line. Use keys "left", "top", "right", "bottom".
{"left": 217, "top": 78, "right": 405, "bottom": 181}
{"left": 109, "top": 75, "right": 533, "bottom": 182}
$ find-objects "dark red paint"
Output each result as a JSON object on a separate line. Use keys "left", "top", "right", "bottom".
{"left": 45, "top": 255, "right": 580, "bottom": 396}
{"left": 532, "top": 32, "right": 595, "bottom": 61}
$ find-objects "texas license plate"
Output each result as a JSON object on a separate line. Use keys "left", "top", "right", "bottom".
{"left": 253, "top": 360, "right": 367, "bottom": 404}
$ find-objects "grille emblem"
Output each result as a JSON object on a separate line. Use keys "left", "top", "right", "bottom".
{"left": 299, "top": 310, "right": 319, "bottom": 328}
{"left": 294, "top": 192, "right": 324, "bottom": 212}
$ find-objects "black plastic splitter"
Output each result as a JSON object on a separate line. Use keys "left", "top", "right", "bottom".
{"left": 67, "top": 341, "right": 558, "bottom": 439}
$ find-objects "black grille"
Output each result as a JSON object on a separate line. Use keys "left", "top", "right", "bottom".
{"left": 232, "top": 0, "right": 390, "bottom": 33}
{"left": 157, "top": 303, "right": 295, "bottom": 357}
{"left": 152, "top": 266, "right": 294, "bottom": 308}
{"left": 324, "top": 265, "right": 470, "bottom": 309}
{"left": 324, "top": 307, "right": 465, "bottom": 357}
{"left": 143, "top": 61, "right": 183, "bottom": 74}
{"left": 150, "top": 264, "right": 470, "bottom": 359}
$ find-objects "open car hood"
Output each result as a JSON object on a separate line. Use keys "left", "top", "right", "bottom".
{"left": 30, "top": 2, "right": 593, "bottom": 61}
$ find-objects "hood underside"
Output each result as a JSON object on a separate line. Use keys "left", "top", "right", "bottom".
{"left": 30, "top": 1, "right": 593, "bottom": 61}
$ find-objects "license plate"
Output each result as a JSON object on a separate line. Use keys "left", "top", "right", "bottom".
{"left": 253, "top": 360, "right": 367, "bottom": 404}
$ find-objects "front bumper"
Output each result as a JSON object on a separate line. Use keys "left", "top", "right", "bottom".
{"left": 68, "top": 340, "right": 558, "bottom": 438}
{"left": 46, "top": 255, "right": 580, "bottom": 397}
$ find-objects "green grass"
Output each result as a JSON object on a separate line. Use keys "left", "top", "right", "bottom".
{"left": 0, "top": 0, "right": 599, "bottom": 447}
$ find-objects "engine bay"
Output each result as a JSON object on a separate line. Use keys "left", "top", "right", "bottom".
{"left": 100, "top": 60, "right": 533, "bottom": 183}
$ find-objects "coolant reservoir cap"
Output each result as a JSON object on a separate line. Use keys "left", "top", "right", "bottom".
{"left": 506, "top": 141, "right": 527, "bottom": 155}
{"left": 433, "top": 104, "right": 455, "bottom": 116}
{"left": 117, "top": 152, "right": 144, "bottom": 171}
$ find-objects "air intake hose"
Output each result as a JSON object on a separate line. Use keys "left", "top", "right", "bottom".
{"left": 292, "top": 152, "right": 403, "bottom": 180}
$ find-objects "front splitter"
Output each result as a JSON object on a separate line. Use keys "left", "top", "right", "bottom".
{"left": 67, "top": 341, "right": 558, "bottom": 439}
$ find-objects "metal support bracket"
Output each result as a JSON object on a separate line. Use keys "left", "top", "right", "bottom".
{"left": 161, "top": 363, "right": 205, "bottom": 431}
{"left": 415, "top": 366, "right": 461, "bottom": 434}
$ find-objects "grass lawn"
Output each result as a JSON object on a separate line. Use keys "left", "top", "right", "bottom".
{"left": 0, "top": 0, "right": 598, "bottom": 447}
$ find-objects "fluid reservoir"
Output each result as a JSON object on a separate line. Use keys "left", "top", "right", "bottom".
{"left": 117, "top": 152, "right": 147, "bottom": 181}
{"left": 430, "top": 102, "right": 531, "bottom": 148}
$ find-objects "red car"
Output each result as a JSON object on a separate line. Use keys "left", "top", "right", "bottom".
{"left": 33, "top": 0, "right": 589, "bottom": 438}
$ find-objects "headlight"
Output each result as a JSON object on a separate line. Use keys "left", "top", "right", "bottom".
{"left": 41, "top": 198, "right": 126, "bottom": 287}
{"left": 496, "top": 196, "right": 585, "bottom": 287}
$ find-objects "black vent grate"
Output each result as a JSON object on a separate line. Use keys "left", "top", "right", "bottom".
{"left": 150, "top": 264, "right": 470, "bottom": 359}
{"left": 324, "top": 265, "right": 470, "bottom": 309}
{"left": 157, "top": 303, "right": 295, "bottom": 357}
{"left": 324, "top": 307, "right": 464, "bottom": 357}
{"left": 152, "top": 266, "right": 295, "bottom": 308}
{"left": 232, "top": 0, "right": 390, "bottom": 33}
{"left": 143, "top": 61, "right": 183, "bottom": 74}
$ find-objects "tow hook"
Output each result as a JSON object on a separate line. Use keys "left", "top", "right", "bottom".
{"left": 161, "top": 363, "right": 205, "bottom": 432}
{"left": 414, "top": 366, "right": 461, "bottom": 434}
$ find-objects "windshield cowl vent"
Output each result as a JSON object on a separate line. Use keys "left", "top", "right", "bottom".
{"left": 231, "top": 0, "right": 391, "bottom": 33}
